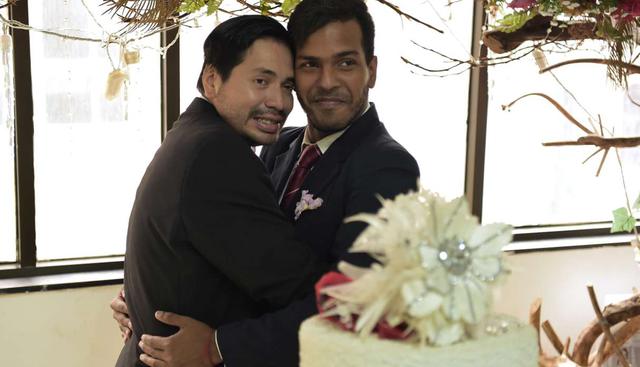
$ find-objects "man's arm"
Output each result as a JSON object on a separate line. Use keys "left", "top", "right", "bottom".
{"left": 182, "top": 137, "right": 327, "bottom": 309}
{"left": 217, "top": 151, "right": 420, "bottom": 366}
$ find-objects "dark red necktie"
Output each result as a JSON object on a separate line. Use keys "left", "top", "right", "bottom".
{"left": 281, "top": 144, "right": 322, "bottom": 212}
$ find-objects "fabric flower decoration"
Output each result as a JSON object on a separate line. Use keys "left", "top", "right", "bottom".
{"left": 294, "top": 190, "right": 323, "bottom": 220}
{"left": 318, "top": 186, "right": 512, "bottom": 346}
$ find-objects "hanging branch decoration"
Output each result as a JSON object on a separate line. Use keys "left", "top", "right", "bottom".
{"left": 531, "top": 293, "right": 640, "bottom": 367}
{"left": 501, "top": 92, "right": 640, "bottom": 176}
{"left": 0, "top": 1, "right": 18, "bottom": 10}
{"left": 483, "top": 0, "right": 640, "bottom": 86}
{"left": 100, "top": 0, "right": 443, "bottom": 34}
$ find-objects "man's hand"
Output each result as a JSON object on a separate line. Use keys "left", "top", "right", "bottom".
{"left": 138, "top": 311, "right": 223, "bottom": 367}
{"left": 110, "top": 288, "right": 132, "bottom": 341}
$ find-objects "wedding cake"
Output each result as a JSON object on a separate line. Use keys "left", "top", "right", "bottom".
{"left": 298, "top": 189, "right": 539, "bottom": 367}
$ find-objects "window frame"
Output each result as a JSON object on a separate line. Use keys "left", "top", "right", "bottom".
{"left": 1, "top": 0, "right": 635, "bottom": 284}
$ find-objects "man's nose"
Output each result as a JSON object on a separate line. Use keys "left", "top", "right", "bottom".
{"left": 318, "top": 67, "right": 339, "bottom": 90}
{"left": 265, "top": 86, "right": 286, "bottom": 111}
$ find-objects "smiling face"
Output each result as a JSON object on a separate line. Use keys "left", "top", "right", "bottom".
{"left": 294, "top": 20, "right": 377, "bottom": 142}
{"left": 202, "top": 37, "right": 295, "bottom": 145}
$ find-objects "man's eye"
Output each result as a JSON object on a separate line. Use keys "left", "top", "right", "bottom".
{"left": 339, "top": 59, "right": 356, "bottom": 67}
{"left": 298, "top": 62, "right": 317, "bottom": 69}
{"left": 283, "top": 83, "right": 295, "bottom": 91}
{"left": 255, "top": 78, "right": 268, "bottom": 86}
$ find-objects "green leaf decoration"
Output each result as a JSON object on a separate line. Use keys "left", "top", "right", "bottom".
{"left": 179, "top": 0, "right": 208, "bottom": 14}
{"left": 206, "top": 0, "right": 223, "bottom": 15}
{"left": 634, "top": 192, "right": 640, "bottom": 210}
{"left": 611, "top": 207, "right": 636, "bottom": 233}
{"left": 260, "top": 0, "right": 270, "bottom": 15}
{"left": 281, "top": 0, "right": 301, "bottom": 15}
{"left": 493, "top": 11, "right": 536, "bottom": 33}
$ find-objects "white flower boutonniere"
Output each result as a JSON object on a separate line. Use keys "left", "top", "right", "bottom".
{"left": 294, "top": 190, "right": 323, "bottom": 220}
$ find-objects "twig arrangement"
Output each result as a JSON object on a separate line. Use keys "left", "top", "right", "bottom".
{"left": 532, "top": 289, "right": 640, "bottom": 367}
{"left": 502, "top": 92, "right": 640, "bottom": 177}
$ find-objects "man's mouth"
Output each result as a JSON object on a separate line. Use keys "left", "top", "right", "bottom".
{"left": 252, "top": 115, "right": 283, "bottom": 134}
{"left": 313, "top": 97, "right": 347, "bottom": 109}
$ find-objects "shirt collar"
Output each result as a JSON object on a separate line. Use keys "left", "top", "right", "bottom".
{"left": 301, "top": 102, "right": 371, "bottom": 154}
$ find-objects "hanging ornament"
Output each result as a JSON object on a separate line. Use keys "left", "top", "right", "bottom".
{"left": 0, "top": 33, "right": 11, "bottom": 55}
{"left": 533, "top": 48, "right": 548, "bottom": 72}
{"left": 124, "top": 48, "right": 140, "bottom": 65}
{"left": 1, "top": 32, "right": 11, "bottom": 69}
{"left": 105, "top": 69, "right": 128, "bottom": 101}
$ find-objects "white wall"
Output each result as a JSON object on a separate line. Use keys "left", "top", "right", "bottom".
{"left": 0, "top": 284, "right": 123, "bottom": 367}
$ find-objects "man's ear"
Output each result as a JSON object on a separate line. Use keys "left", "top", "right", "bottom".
{"left": 202, "top": 65, "right": 223, "bottom": 99}
{"left": 367, "top": 55, "right": 378, "bottom": 89}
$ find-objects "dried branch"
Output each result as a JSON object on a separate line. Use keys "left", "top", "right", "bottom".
{"left": 596, "top": 316, "right": 640, "bottom": 366}
{"left": 502, "top": 93, "right": 593, "bottom": 134}
{"left": 542, "top": 320, "right": 565, "bottom": 355}
{"left": 482, "top": 15, "right": 600, "bottom": 54}
{"left": 586, "top": 285, "right": 630, "bottom": 367}
{"left": 540, "top": 58, "right": 640, "bottom": 75}
{"left": 375, "top": 0, "right": 443, "bottom": 34}
{"left": 0, "top": 0, "right": 18, "bottom": 10}
{"left": 530, "top": 298, "right": 542, "bottom": 353}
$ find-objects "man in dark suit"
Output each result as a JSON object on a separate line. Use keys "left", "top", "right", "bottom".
{"left": 114, "top": 15, "right": 328, "bottom": 367}
{"left": 117, "top": 1, "right": 420, "bottom": 366}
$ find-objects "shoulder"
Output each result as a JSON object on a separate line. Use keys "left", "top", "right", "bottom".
{"left": 350, "top": 123, "right": 419, "bottom": 175}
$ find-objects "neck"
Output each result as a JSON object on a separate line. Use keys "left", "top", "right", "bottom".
{"left": 305, "top": 124, "right": 331, "bottom": 144}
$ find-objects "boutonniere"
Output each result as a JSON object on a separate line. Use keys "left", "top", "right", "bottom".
{"left": 294, "top": 190, "right": 323, "bottom": 220}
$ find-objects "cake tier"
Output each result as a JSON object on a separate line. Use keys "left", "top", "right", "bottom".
{"left": 299, "top": 316, "right": 539, "bottom": 367}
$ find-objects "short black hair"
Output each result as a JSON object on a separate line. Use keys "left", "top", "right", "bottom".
{"left": 197, "top": 15, "right": 294, "bottom": 94}
{"left": 287, "top": 0, "right": 375, "bottom": 63}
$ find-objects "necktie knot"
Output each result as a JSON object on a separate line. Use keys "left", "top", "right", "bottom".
{"left": 298, "top": 144, "right": 321, "bottom": 168}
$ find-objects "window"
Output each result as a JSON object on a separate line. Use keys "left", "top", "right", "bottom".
{"left": 0, "top": 6, "right": 16, "bottom": 263}
{"left": 2, "top": 0, "right": 634, "bottom": 276}
{"left": 2, "top": 0, "right": 162, "bottom": 267}
{"left": 483, "top": 43, "right": 640, "bottom": 228}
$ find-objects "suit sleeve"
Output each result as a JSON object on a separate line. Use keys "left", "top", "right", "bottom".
{"left": 216, "top": 146, "right": 420, "bottom": 367}
{"left": 182, "top": 136, "right": 326, "bottom": 310}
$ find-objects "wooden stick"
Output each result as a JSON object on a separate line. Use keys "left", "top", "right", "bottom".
{"left": 596, "top": 315, "right": 640, "bottom": 365}
{"left": 572, "top": 294, "right": 640, "bottom": 365}
{"left": 586, "top": 285, "right": 630, "bottom": 367}
{"left": 595, "top": 148, "right": 609, "bottom": 177}
{"left": 542, "top": 320, "right": 566, "bottom": 355}
{"left": 530, "top": 298, "right": 543, "bottom": 353}
{"left": 502, "top": 93, "right": 594, "bottom": 135}
{"left": 482, "top": 15, "right": 599, "bottom": 54}
{"left": 540, "top": 59, "right": 640, "bottom": 75}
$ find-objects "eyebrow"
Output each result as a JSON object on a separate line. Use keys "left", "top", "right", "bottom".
{"left": 252, "top": 67, "right": 277, "bottom": 76}
{"left": 297, "top": 50, "right": 360, "bottom": 60}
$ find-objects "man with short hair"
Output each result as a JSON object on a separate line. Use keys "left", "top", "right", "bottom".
{"left": 117, "top": 1, "right": 420, "bottom": 366}
{"left": 114, "top": 15, "right": 327, "bottom": 367}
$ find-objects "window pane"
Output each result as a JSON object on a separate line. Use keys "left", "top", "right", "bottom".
{"left": 28, "top": 0, "right": 161, "bottom": 260}
{"left": 0, "top": 7, "right": 16, "bottom": 262}
{"left": 180, "top": 0, "right": 472, "bottom": 198}
{"left": 483, "top": 44, "right": 640, "bottom": 226}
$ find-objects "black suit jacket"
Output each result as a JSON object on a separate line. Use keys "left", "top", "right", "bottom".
{"left": 116, "top": 98, "right": 325, "bottom": 366}
{"left": 217, "top": 105, "right": 420, "bottom": 366}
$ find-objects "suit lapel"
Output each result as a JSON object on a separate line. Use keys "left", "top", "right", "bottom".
{"left": 301, "top": 105, "right": 382, "bottom": 205}
{"left": 271, "top": 132, "right": 304, "bottom": 202}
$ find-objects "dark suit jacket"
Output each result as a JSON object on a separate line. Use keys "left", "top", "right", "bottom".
{"left": 116, "top": 98, "right": 325, "bottom": 366}
{"left": 217, "top": 104, "right": 420, "bottom": 366}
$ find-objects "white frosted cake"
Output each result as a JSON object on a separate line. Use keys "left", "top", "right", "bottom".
{"left": 299, "top": 315, "right": 539, "bottom": 367}
{"left": 299, "top": 189, "right": 539, "bottom": 367}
